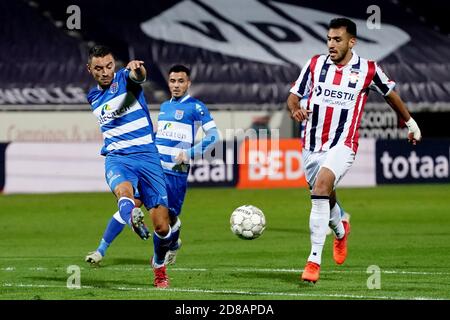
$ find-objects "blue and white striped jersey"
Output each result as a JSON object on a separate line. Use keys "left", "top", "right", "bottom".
{"left": 155, "top": 94, "right": 217, "bottom": 176}
{"left": 87, "top": 68, "right": 158, "bottom": 156}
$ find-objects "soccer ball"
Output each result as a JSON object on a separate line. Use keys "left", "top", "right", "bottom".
{"left": 230, "top": 205, "right": 266, "bottom": 240}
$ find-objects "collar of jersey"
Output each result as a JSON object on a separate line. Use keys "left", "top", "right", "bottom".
{"left": 170, "top": 94, "right": 191, "bottom": 103}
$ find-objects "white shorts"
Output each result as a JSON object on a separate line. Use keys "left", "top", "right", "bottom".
{"left": 302, "top": 144, "right": 356, "bottom": 189}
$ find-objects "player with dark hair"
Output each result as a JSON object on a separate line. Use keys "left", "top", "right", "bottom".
{"left": 85, "top": 45, "right": 173, "bottom": 288}
{"left": 287, "top": 18, "right": 421, "bottom": 283}
{"left": 155, "top": 64, "right": 219, "bottom": 264}
{"left": 85, "top": 61, "right": 219, "bottom": 285}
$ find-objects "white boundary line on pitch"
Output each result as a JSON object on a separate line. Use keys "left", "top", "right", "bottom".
{"left": 2, "top": 266, "right": 450, "bottom": 276}
{"left": 235, "top": 268, "right": 450, "bottom": 276}
{"left": 1, "top": 283, "right": 444, "bottom": 300}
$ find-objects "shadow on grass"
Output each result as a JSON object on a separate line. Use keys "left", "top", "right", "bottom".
{"left": 266, "top": 227, "right": 307, "bottom": 234}
{"left": 227, "top": 270, "right": 349, "bottom": 291}
{"left": 26, "top": 275, "right": 151, "bottom": 289}
{"left": 228, "top": 270, "right": 299, "bottom": 286}
{"left": 106, "top": 257, "right": 150, "bottom": 266}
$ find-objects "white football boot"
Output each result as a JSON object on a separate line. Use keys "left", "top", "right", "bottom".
{"left": 327, "top": 212, "right": 351, "bottom": 235}
{"left": 164, "top": 239, "right": 182, "bottom": 265}
{"left": 85, "top": 251, "right": 103, "bottom": 265}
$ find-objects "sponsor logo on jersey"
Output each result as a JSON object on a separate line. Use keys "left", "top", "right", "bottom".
{"left": 158, "top": 123, "right": 188, "bottom": 141}
{"left": 315, "top": 85, "right": 356, "bottom": 107}
{"left": 315, "top": 86, "right": 322, "bottom": 96}
{"left": 101, "top": 104, "right": 112, "bottom": 116}
{"left": 322, "top": 89, "right": 355, "bottom": 100}
{"left": 98, "top": 104, "right": 131, "bottom": 125}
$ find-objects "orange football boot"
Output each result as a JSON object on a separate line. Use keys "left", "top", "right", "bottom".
{"left": 301, "top": 261, "right": 321, "bottom": 283}
{"left": 333, "top": 220, "right": 351, "bottom": 265}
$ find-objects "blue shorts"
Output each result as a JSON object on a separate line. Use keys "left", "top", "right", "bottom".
{"left": 165, "top": 173, "right": 188, "bottom": 217}
{"left": 105, "top": 152, "right": 168, "bottom": 210}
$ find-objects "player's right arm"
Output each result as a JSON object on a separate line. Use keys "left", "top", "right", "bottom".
{"left": 287, "top": 57, "right": 314, "bottom": 122}
{"left": 287, "top": 94, "right": 311, "bottom": 122}
{"left": 126, "top": 60, "right": 147, "bottom": 83}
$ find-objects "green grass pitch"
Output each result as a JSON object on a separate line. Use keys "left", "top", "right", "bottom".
{"left": 1, "top": 185, "right": 450, "bottom": 300}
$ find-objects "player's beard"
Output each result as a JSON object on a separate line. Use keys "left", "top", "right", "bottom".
{"left": 330, "top": 46, "right": 350, "bottom": 64}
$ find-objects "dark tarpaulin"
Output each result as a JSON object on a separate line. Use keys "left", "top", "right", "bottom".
{"left": 1, "top": 0, "right": 449, "bottom": 105}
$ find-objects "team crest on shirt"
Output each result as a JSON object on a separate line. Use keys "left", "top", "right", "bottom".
{"left": 349, "top": 72, "right": 359, "bottom": 84}
{"left": 109, "top": 82, "right": 118, "bottom": 94}
{"left": 174, "top": 109, "right": 184, "bottom": 120}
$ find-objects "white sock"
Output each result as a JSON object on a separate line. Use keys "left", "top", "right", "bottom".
{"left": 308, "top": 196, "right": 330, "bottom": 265}
{"left": 329, "top": 203, "right": 345, "bottom": 239}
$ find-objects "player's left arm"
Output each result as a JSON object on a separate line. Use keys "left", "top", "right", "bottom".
{"left": 371, "top": 62, "right": 421, "bottom": 145}
{"left": 175, "top": 104, "right": 219, "bottom": 163}
{"left": 190, "top": 126, "right": 219, "bottom": 156}
{"left": 176, "top": 126, "right": 219, "bottom": 163}
{"left": 126, "top": 60, "right": 147, "bottom": 83}
{"left": 384, "top": 91, "right": 421, "bottom": 145}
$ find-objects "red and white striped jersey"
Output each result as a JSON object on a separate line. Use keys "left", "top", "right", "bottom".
{"left": 290, "top": 51, "right": 395, "bottom": 153}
